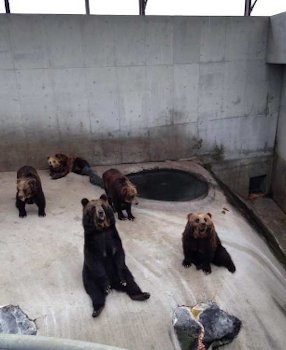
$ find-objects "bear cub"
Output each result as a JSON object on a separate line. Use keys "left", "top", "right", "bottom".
{"left": 81, "top": 194, "right": 150, "bottom": 318}
{"left": 182, "top": 212, "right": 235, "bottom": 274}
{"left": 102, "top": 168, "right": 138, "bottom": 220}
{"left": 16, "top": 166, "right": 46, "bottom": 218}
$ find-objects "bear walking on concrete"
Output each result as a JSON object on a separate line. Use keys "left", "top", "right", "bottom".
{"left": 182, "top": 212, "right": 236, "bottom": 274}
{"left": 81, "top": 195, "right": 150, "bottom": 317}
{"left": 102, "top": 168, "right": 138, "bottom": 220}
{"left": 16, "top": 166, "right": 46, "bottom": 218}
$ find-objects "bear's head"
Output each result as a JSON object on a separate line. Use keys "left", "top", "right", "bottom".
{"left": 81, "top": 195, "right": 111, "bottom": 231}
{"left": 186, "top": 212, "right": 214, "bottom": 240}
{"left": 47, "top": 154, "right": 67, "bottom": 169}
{"left": 122, "top": 179, "right": 138, "bottom": 204}
{"left": 17, "top": 178, "right": 38, "bottom": 202}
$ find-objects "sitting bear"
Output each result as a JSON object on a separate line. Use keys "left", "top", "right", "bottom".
{"left": 81, "top": 194, "right": 150, "bottom": 317}
{"left": 47, "top": 153, "right": 103, "bottom": 187}
{"left": 16, "top": 166, "right": 46, "bottom": 218}
{"left": 102, "top": 168, "right": 138, "bottom": 221}
{"left": 182, "top": 213, "right": 236, "bottom": 274}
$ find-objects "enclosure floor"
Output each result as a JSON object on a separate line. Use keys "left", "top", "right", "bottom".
{"left": 1, "top": 161, "right": 286, "bottom": 350}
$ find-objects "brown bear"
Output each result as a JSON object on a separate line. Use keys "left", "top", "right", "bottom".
{"left": 16, "top": 166, "right": 46, "bottom": 218}
{"left": 47, "top": 153, "right": 103, "bottom": 187}
{"left": 82, "top": 194, "right": 150, "bottom": 317}
{"left": 102, "top": 168, "right": 138, "bottom": 220}
{"left": 182, "top": 213, "right": 235, "bottom": 274}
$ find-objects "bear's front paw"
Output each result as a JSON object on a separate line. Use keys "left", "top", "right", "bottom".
{"left": 19, "top": 211, "right": 27, "bottom": 218}
{"left": 182, "top": 259, "right": 191, "bottom": 268}
{"left": 38, "top": 212, "right": 46, "bottom": 217}
{"left": 104, "top": 285, "right": 111, "bottom": 295}
{"left": 120, "top": 280, "right": 127, "bottom": 287}
{"left": 128, "top": 215, "right": 135, "bottom": 221}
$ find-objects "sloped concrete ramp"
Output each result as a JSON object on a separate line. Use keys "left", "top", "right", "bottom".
{"left": 0, "top": 161, "right": 285, "bottom": 350}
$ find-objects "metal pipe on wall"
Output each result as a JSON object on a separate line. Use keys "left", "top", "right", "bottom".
{"left": 4, "top": 0, "right": 10, "bottom": 13}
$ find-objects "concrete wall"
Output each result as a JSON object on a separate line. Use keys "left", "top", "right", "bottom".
{"left": 267, "top": 12, "right": 286, "bottom": 63}
{"left": 0, "top": 14, "right": 281, "bottom": 190}
{"left": 268, "top": 12, "right": 286, "bottom": 211}
{"left": 272, "top": 67, "right": 286, "bottom": 211}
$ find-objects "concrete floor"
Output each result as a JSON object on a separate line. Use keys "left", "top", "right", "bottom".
{"left": 1, "top": 160, "right": 286, "bottom": 350}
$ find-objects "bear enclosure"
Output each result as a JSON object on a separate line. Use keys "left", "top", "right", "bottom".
{"left": 0, "top": 12, "right": 286, "bottom": 208}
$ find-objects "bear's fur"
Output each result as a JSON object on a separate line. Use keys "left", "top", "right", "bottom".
{"left": 182, "top": 213, "right": 236, "bottom": 274}
{"left": 102, "top": 168, "right": 138, "bottom": 220}
{"left": 81, "top": 194, "right": 150, "bottom": 317}
{"left": 16, "top": 166, "right": 46, "bottom": 218}
{"left": 47, "top": 154, "right": 89, "bottom": 179}
{"left": 47, "top": 153, "right": 103, "bottom": 187}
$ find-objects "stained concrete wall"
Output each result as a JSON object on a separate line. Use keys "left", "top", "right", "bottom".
{"left": 272, "top": 68, "right": 286, "bottom": 211}
{"left": 268, "top": 12, "right": 286, "bottom": 212}
{"left": 267, "top": 11, "right": 286, "bottom": 63}
{"left": 0, "top": 14, "right": 281, "bottom": 191}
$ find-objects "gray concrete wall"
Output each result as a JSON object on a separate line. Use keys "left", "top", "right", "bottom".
{"left": 267, "top": 12, "right": 286, "bottom": 63}
{"left": 272, "top": 67, "right": 286, "bottom": 211}
{"left": 0, "top": 14, "right": 281, "bottom": 175}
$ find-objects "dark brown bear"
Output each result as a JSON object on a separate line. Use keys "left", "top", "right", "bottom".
{"left": 102, "top": 168, "right": 138, "bottom": 220}
{"left": 182, "top": 213, "right": 235, "bottom": 274}
{"left": 81, "top": 194, "right": 150, "bottom": 318}
{"left": 16, "top": 166, "right": 46, "bottom": 218}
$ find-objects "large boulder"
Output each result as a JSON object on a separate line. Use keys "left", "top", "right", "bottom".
{"left": 0, "top": 305, "right": 37, "bottom": 335}
{"left": 172, "top": 302, "right": 241, "bottom": 350}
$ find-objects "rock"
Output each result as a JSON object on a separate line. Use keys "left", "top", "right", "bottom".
{"left": 172, "top": 302, "right": 241, "bottom": 350}
{"left": 0, "top": 305, "right": 37, "bottom": 335}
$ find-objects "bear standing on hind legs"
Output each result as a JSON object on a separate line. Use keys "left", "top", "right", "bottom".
{"left": 81, "top": 195, "right": 150, "bottom": 318}
{"left": 182, "top": 212, "right": 236, "bottom": 274}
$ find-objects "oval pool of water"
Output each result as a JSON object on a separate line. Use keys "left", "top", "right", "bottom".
{"left": 127, "top": 169, "right": 208, "bottom": 202}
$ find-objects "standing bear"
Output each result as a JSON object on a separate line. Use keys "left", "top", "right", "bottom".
{"left": 16, "top": 166, "right": 46, "bottom": 218}
{"left": 102, "top": 168, "right": 138, "bottom": 220}
{"left": 182, "top": 212, "right": 236, "bottom": 274}
{"left": 81, "top": 194, "right": 150, "bottom": 317}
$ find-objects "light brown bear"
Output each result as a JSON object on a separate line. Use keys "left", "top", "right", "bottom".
{"left": 16, "top": 166, "right": 46, "bottom": 217}
{"left": 47, "top": 153, "right": 103, "bottom": 187}
{"left": 182, "top": 212, "right": 236, "bottom": 274}
{"left": 102, "top": 168, "right": 138, "bottom": 221}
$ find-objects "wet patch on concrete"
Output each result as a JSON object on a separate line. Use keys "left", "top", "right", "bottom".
{"left": 127, "top": 169, "right": 208, "bottom": 202}
{"left": 0, "top": 305, "right": 37, "bottom": 335}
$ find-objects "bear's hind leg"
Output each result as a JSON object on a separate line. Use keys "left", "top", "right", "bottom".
{"left": 83, "top": 271, "right": 107, "bottom": 318}
{"left": 213, "top": 245, "right": 236, "bottom": 273}
{"left": 121, "top": 266, "right": 150, "bottom": 301}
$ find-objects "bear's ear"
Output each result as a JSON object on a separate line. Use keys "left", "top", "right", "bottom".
{"left": 187, "top": 213, "right": 193, "bottom": 220}
{"left": 100, "top": 194, "right": 108, "bottom": 202}
{"left": 81, "top": 198, "right": 89, "bottom": 207}
{"left": 207, "top": 213, "right": 212, "bottom": 218}
{"left": 47, "top": 156, "right": 50, "bottom": 160}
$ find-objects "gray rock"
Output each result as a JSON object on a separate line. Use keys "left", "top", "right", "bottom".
{"left": 0, "top": 305, "right": 37, "bottom": 335}
{"left": 172, "top": 302, "right": 241, "bottom": 350}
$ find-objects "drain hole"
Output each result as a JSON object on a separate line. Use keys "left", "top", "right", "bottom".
{"left": 249, "top": 175, "right": 267, "bottom": 195}
{"left": 127, "top": 169, "right": 208, "bottom": 202}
